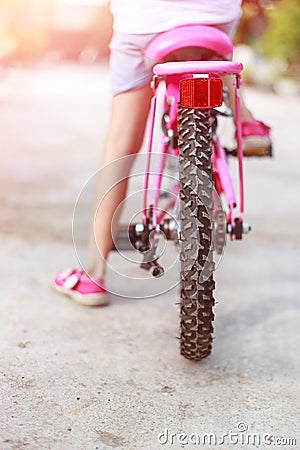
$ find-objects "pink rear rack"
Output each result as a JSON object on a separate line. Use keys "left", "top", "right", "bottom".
{"left": 154, "top": 61, "right": 243, "bottom": 76}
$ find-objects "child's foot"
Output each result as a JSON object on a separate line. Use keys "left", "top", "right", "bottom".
{"left": 241, "top": 119, "right": 272, "bottom": 156}
{"left": 52, "top": 268, "right": 109, "bottom": 306}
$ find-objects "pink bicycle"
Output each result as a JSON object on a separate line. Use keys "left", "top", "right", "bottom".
{"left": 116, "top": 25, "right": 251, "bottom": 361}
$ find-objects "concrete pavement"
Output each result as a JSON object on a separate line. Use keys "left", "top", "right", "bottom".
{"left": 0, "top": 63, "right": 299, "bottom": 449}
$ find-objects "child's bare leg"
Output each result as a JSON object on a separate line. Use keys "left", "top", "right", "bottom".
{"left": 87, "top": 84, "right": 153, "bottom": 279}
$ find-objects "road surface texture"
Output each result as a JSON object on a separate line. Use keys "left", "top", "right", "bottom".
{"left": 0, "top": 63, "right": 299, "bottom": 449}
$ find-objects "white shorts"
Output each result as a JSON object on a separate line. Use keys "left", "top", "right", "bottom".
{"left": 109, "top": 20, "right": 239, "bottom": 96}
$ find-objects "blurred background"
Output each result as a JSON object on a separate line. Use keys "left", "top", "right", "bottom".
{"left": 0, "top": 0, "right": 112, "bottom": 66}
{"left": 0, "top": 0, "right": 299, "bottom": 88}
{"left": 1, "top": 3, "right": 299, "bottom": 447}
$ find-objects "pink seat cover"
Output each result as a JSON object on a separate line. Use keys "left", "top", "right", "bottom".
{"left": 144, "top": 25, "right": 233, "bottom": 61}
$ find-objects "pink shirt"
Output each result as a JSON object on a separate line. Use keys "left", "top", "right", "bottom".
{"left": 110, "top": 0, "right": 242, "bottom": 34}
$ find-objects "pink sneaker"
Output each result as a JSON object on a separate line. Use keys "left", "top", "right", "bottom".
{"left": 52, "top": 268, "right": 109, "bottom": 306}
{"left": 241, "top": 119, "right": 272, "bottom": 156}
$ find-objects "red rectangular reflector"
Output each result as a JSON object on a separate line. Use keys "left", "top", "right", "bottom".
{"left": 180, "top": 78, "right": 223, "bottom": 109}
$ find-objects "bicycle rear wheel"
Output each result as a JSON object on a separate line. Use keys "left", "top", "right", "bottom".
{"left": 178, "top": 106, "right": 215, "bottom": 360}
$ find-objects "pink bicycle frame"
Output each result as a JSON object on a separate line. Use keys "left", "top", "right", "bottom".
{"left": 142, "top": 27, "right": 244, "bottom": 238}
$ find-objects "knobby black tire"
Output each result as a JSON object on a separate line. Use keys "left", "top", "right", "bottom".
{"left": 178, "top": 106, "right": 215, "bottom": 360}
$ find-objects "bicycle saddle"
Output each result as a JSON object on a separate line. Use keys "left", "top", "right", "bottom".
{"left": 144, "top": 24, "right": 233, "bottom": 62}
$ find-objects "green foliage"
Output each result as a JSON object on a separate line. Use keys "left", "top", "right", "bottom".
{"left": 262, "top": 0, "right": 300, "bottom": 64}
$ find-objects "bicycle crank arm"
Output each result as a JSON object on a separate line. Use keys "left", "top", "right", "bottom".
{"left": 113, "top": 219, "right": 179, "bottom": 251}
{"left": 140, "top": 259, "right": 165, "bottom": 278}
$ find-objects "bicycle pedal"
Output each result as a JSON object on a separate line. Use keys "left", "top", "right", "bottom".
{"left": 243, "top": 144, "right": 273, "bottom": 157}
{"left": 225, "top": 145, "right": 273, "bottom": 158}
